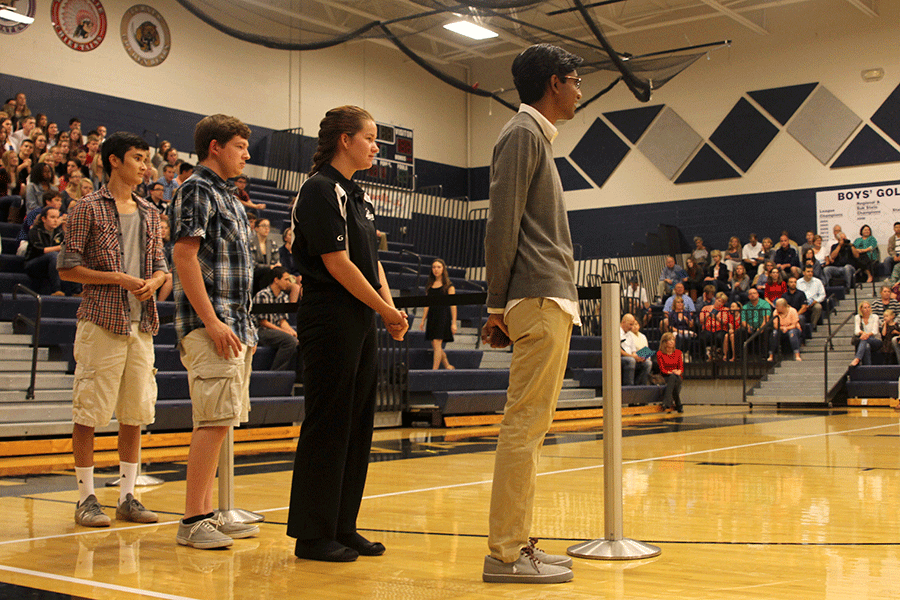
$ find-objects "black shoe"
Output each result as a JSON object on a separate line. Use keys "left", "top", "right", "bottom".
{"left": 294, "top": 538, "right": 358, "bottom": 562}
{"left": 337, "top": 532, "right": 386, "bottom": 556}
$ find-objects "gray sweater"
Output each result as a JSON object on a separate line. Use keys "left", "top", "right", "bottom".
{"left": 485, "top": 110, "right": 577, "bottom": 311}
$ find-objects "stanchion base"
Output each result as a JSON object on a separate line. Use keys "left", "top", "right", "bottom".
{"left": 567, "top": 538, "right": 661, "bottom": 561}
{"left": 105, "top": 475, "right": 165, "bottom": 487}
{"left": 214, "top": 508, "right": 265, "bottom": 524}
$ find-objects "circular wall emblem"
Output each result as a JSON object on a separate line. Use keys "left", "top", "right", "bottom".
{"left": 0, "top": 0, "right": 36, "bottom": 35}
{"left": 121, "top": 4, "right": 171, "bottom": 67}
{"left": 51, "top": 0, "right": 107, "bottom": 52}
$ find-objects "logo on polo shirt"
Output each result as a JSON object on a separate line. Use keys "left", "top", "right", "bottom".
{"left": 365, "top": 208, "right": 375, "bottom": 221}
{"left": 337, "top": 235, "right": 344, "bottom": 241}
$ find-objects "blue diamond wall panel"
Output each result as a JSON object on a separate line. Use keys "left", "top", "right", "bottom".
{"left": 748, "top": 83, "right": 817, "bottom": 125}
{"left": 872, "top": 82, "right": 900, "bottom": 146}
{"left": 675, "top": 144, "right": 741, "bottom": 184}
{"left": 569, "top": 118, "right": 631, "bottom": 188}
{"left": 603, "top": 105, "right": 664, "bottom": 144}
{"left": 831, "top": 125, "right": 900, "bottom": 168}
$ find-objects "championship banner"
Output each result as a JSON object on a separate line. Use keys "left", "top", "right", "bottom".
{"left": 816, "top": 183, "right": 900, "bottom": 249}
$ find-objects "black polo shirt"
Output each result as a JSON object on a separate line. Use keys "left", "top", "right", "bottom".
{"left": 291, "top": 163, "right": 380, "bottom": 292}
{"left": 781, "top": 289, "right": 807, "bottom": 312}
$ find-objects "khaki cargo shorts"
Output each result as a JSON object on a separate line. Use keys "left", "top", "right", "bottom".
{"left": 72, "top": 320, "right": 156, "bottom": 428}
{"left": 179, "top": 328, "right": 253, "bottom": 428}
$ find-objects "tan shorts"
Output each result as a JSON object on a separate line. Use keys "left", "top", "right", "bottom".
{"left": 179, "top": 328, "right": 253, "bottom": 429}
{"left": 72, "top": 320, "right": 157, "bottom": 428}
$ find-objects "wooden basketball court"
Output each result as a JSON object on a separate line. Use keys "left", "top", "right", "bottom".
{"left": 0, "top": 405, "right": 898, "bottom": 599}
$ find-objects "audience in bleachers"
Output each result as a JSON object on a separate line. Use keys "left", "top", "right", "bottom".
{"left": 870, "top": 285, "right": 900, "bottom": 318}
{"left": 662, "top": 282, "right": 695, "bottom": 318}
{"left": 880, "top": 309, "right": 900, "bottom": 364}
{"left": 175, "top": 162, "right": 193, "bottom": 187}
{"left": 145, "top": 181, "right": 167, "bottom": 214}
{"left": 279, "top": 227, "right": 299, "bottom": 276}
{"left": 657, "top": 332, "right": 684, "bottom": 412}
{"left": 704, "top": 249, "right": 730, "bottom": 294}
{"left": 851, "top": 301, "right": 881, "bottom": 367}
{"left": 234, "top": 174, "right": 265, "bottom": 211}
{"left": 667, "top": 296, "right": 696, "bottom": 354}
{"left": 158, "top": 163, "right": 177, "bottom": 201}
{"left": 683, "top": 256, "right": 704, "bottom": 301}
{"left": 764, "top": 268, "right": 787, "bottom": 306}
{"left": 152, "top": 140, "right": 170, "bottom": 169}
{"left": 769, "top": 298, "right": 802, "bottom": 362}
{"left": 252, "top": 266, "right": 300, "bottom": 372}
{"left": 774, "top": 232, "right": 801, "bottom": 280}
{"left": 882, "top": 222, "right": 900, "bottom": 280}
{"left": 23, "top": 205, "right": 73, "bottom": 296}
{"left": 620, "top": 313, "right": 651, "bottom": 385}
{"left": 25, "top": 162, "right": 57, "bottom": 212}
{"left": 796, "top": 265, "right": 825, "bottom": 331}
{"left": 724, "top": 236, "right": 742, "bottom": 272}
{"left": 825, "top": 227, "right": 859, "bottom": 290}
{"left": 730, "top": 264, "right": 751, "bottom": 304}
{"left": 695, "top": 284, "right": 716, "bottom": 312}
{"left": 657, "top": 255, "right": 686, "bottom": 300}
{"left": 699, "top": 292, "right": 736, "bottom": 361}
{"left": 853, "top": 224, "right": 878, "bottom": 283}
{"left": 9, "top": 115, "right": 36, "bottom": 151}
{"left": 691, "top": 236, "right": 709, "bottom": 269}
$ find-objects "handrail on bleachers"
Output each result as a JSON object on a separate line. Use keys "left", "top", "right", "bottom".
{"left": 11, "top": 284, "right": 41, "bottom": 400}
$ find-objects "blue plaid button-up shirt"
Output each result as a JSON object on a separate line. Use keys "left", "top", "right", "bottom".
{"left": 172, "top": 165, "right": 258, "bottom": 346}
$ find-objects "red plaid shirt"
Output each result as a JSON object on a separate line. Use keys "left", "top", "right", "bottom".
{"left": 59, "top": 187, "right": 167, "bottom": 336}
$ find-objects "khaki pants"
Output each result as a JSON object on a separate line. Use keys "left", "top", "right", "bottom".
{"left": 488, "top": 298, "right": 573, "bottom": 562}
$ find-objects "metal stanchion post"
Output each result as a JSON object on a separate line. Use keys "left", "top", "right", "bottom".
{"left": 567, "top": 280, "right": 661, "bottom": 560}
{"left": 214, "top": 426, "right": 264, "bottom": 524}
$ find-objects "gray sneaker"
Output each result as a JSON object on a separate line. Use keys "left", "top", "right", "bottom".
{"left": 212, "top": 514, "right": 259, "bottom": 539}
{"left": 528, "top": 537, "right": 574, "bottom": 568}
{"left": 116, "top": 494, "right": 159, "bottom": 523}
{"left": 176, "top": 517, "right": 234, "bottom": 549}
{"left": 75, "top": 495, "right": 111, "bottom": 527}
{"left": 483, "top": 547, "right": 574, "bottom": 584}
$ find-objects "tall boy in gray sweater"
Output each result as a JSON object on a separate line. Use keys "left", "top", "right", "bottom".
{"left": 481, "top": 44, "right": 583, "bottom": 584}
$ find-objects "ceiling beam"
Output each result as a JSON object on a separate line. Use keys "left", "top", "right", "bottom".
{"left": 695, "top": 0, "right": 769, "bottom": 35}
{"left": 843, "top": 0, "right": 878, "bottom": 17}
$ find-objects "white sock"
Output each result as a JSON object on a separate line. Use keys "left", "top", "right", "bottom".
{"left": 75, "top": 466, "right": 94, "bottom": 503}
{"left": 119, "top": 462, "right": 139, "bottom": 504}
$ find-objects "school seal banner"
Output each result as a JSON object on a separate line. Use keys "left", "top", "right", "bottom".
{"left": 121, "top": 4, "right": 170, "bottom": 67}
{"left": 51, "top": 0, "right": 107, "bottom": 51}
{"left": 0, "top": 0, "right": 36, "bottom": 35}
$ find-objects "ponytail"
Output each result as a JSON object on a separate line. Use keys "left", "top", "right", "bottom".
{"left": 309, "top": 105, "right": 374, "bottom": 176}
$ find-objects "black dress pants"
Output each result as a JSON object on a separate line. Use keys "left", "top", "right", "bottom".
{"left": 287, "top": 288, "right": 377, "bottom": 541}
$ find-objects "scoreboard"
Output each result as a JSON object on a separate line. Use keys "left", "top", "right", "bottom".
{"left": 367, "top": 122, "right": 414, "bottom": 189}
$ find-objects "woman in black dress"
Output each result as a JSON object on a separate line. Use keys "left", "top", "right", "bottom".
{"left": 287, "top": 105, "right": 409, "bottom": 563}
{"left": 418, "top": 258, "right": 457, "bottom": 369}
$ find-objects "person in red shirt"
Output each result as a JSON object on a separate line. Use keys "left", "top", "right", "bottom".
{"left": 764, "top": 268, "right": 787, "bottom": 307}
{"left": 656, "top": 332, "right": 683, "bottom": 412}
{"left": 699, "top": 293, "right": 736, "bottom": 361}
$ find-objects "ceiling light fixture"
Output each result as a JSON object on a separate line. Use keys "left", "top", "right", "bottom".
{"left": 0, "top": 5, "right": 34, "bottom": 24}
{"left": 443, "top": 20, "right": 498, "bottom": 40}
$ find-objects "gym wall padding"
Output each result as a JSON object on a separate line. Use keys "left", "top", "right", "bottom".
{"left": 636, "top": 107, "right": 703, "bottom": 181}
{"left": 787, "top": 86, "right": 862, "bottom": 165}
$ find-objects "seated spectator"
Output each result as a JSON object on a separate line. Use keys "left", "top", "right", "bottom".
{"left": 769, "top": 298, "right": 802, "bottom": 362}
{"left": 30, "top": 133, "right": 49, "bottom": 165}
{"left": 252, "top": 266, "right": 300, "bottom": 372}
{"left": 683, "top": 256, "right": 705, "bottom": 301}
{"left": 730, "top": 264, "right": 751, "bottom": 305}
{"left": 699, "top": 292, "right": 735, "bottom": 361}
{"left": 68, "top": 117, "right": 84, "bottom": 146}
{"left": 18, "top": 190, "right": 64, "bottom": 246}
{"left": 882, "top": 222, "right": 900, "bottom": 280}
{"left": 724, "top": 236, "right": 742, "bottom": 272}
{"left": 80, "top": 177, "right": 95, "bottom": 198}
{"left": 0, "top": 127, "right": 13, "bottom": 154}
{"left": 89, "top": 152, "right": 105, "bottom": 188}
{"left": 704, "top": 250, "right": 730, "bottom": 293}
{"left": 245, "top": 209, "right": 258, "bottom": 232}
{"left": 800, "top": 248, "right": 825, "bottom": 283}
{"left": 691, "top": 236, "right": 709, "bottom": 269}
{"left": 9, "top": 116, "right": 36, "bottom": 152}
{"left": 622, "top": 277, "right": 650, "bottom": 325}
{"left": 666, "top": 296, "right": 695, "bottom": 354}
{"left": 662, "top": 282, "right": 695, "bottom": 316}
{"left": 741, "top": 288, "right": 773, "bottom": 356}
{"left": 850, "top": 301, "right": 881, "bottom": 367}
{"left": 152, "top": 140, "right": 171, "bottom": 169}
{"left": 657, "top": 255, "right": 687, "bottom": 300}
{"left": 853, "top": 224, "right": 878, "bottom": 284}
{"left": 799, "top": 229, "right": 816, "bottom": 257}
{"left": 656, "top": 332, "right": 684, "bottom": 412}
{"left": 25, "top": 163, "right": 57, "bottom": 213}
{"left": 631, "top": 319, "right": 649, "bottom": 355}
{"left": 620, "top": 313, "right": 651, "bottom": 386}
{"left": 162, "top": 146, "right": 179, "bottom": 169}
{"left": 796, "top": 265, "right": 825, "bottom": 331}
{"left": 145, "top": 181, "right": 167, "bottom": 214}
{"left": 760, "top": 236, "right": 776, "bottom": 263}
{"left": 0, "top": 149, "right": 23, "bottom": 221}
{"left": 12, "top": 93, "right": 31, "bottom": 127}
{"left": 781, "top": 276, "right": 809, "bottom": 330}
{"left": 279, "top": 227, "right": 299, "bottom": 276}
{"left": 15, "top": 139, "right": 34, "bottom": 192}
{"left": 773, "top": 233, "right": 801, "bottom": 280}
{"left": 157, "top": 219, "right": 173, "bottom": 302}
{"left": 695, "top": 284, "right": 717, "bottom": 312}
{"left": 870, "top": 285, "right": 900, "bottom": 318}
{"left": 23, "top": 206, "right": 74, "bottom": 296}
{"left": 81, "top": 134, "right": 100, "bottom": 168}
{"left": 825, "top": 229, "right": 859, "bottom": 290}
{"left": 764, "top": 268, "right": 787, "bottom": 307}
{"left": 881, "top": 309, "right": 900, "bottom": 364}
{"left": 96, "top": 125, "right": 107, "bottom": 145}
{"left": 234, "top": 174, "right": 265, "bottom": 211}
{"left": 753, "top": 260, "right": 776, "bottom": 289}
{"left": 46, "top": 122, "right": 60, "bottom": 145}
{"left": 250, "top": 218, "right": 281, "bottom": 271}
{"left": 136, "top": 153, "right": 158, "bottom": 198}
{"left": 175, "top": 162, "right": 193, "bottom": 187}
{"left": 157, "top": 164, "right": 177, "bottom": 201}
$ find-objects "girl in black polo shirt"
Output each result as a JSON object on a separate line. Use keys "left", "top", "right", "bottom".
{"left": 287, "top": 106, "right": 408, "bottom": 563}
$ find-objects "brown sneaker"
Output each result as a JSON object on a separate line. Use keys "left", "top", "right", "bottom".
{"left": 75, "top": 495, "right": 111, "bottom": 527}
{"left": 116, "top": 493, "right": 159, "bottom": 523}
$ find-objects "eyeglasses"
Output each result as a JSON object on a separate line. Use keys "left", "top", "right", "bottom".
{"left": 563, "top": 75, "right": 582, "bottom": 89}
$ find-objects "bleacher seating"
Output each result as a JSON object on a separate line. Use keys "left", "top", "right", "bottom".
{"left": 846, "top": 366, "right": 899, "bottom": 399}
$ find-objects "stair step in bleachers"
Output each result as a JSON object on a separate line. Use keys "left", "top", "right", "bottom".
{"left": 0, "top": 274, "right": 30, "bottom": 294}
{"left": 0, "top": 360, "right": 68, "bottom": 372}
{"left": 0, "top": 389, "right": 72, "bottom": 403}
{"left": 408, "top": 368, "right": 509, "bottom": 393}
{"left": 0, "top": 402, "right": 72, "bottom": 423}
{"left": 0, "top": 372, "right": 74, "bottom": 390}
{"left": 847, "top": 365, "right": 900, "bottom": 399}
{"left": 0, "top": 345, "right": 49, "bottom": 362}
